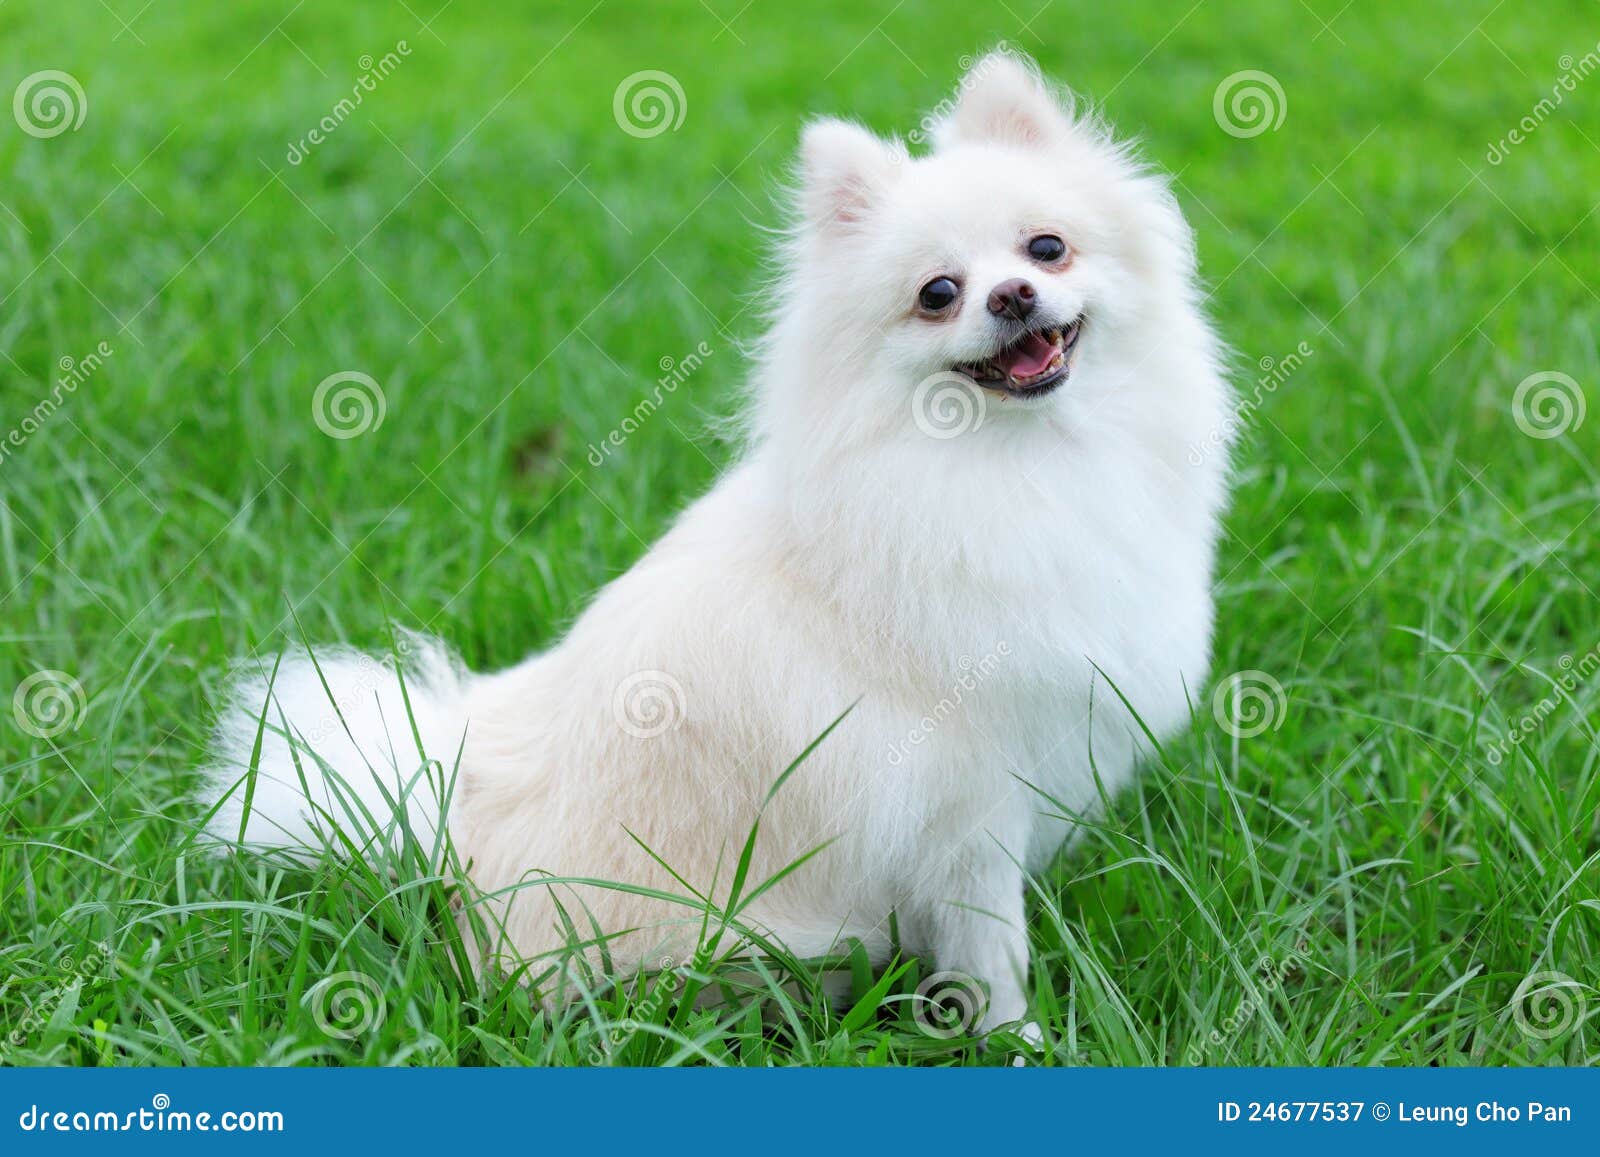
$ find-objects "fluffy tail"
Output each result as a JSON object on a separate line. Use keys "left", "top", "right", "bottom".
{"left": 197, "top": 634, "right": 471, "bottom": 859}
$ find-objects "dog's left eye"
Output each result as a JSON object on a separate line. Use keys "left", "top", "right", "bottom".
{"left": 1027, "top": 234, "right": 1067, "bottom": 263}
{"left": 917, "top": 277, "right": 960, "bottom": 313}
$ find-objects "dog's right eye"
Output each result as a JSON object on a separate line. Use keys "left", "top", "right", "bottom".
{"left": 917, "top": 277, "right": 960, "bottom": 313}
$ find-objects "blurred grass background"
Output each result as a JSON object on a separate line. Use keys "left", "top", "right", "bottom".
{"left": 0, "top": 0, "right": 1597, "bottom": 1064}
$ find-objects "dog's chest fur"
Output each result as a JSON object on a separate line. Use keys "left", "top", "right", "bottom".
{"left": 755, "top": 408, "right": 1222, "bottom": 879}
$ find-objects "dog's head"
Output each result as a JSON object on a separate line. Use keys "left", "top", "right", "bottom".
{"left": 760, "top": 52, "right": 1206, "bottom": 445}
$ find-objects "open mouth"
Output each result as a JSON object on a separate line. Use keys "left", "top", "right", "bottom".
{"left": 954, "top": 314, "right": 1085, "bottom": 397}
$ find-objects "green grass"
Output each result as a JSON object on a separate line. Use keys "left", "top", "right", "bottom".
{"left": 3, "top": 0, "right": 1599, "bottom": 1066}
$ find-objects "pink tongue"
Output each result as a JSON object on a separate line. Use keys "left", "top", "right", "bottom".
{"left": 1005, "top": 331, "right": 1058, "bottom": 379}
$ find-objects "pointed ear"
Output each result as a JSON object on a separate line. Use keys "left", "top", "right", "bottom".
{"left": 798, "top": 118, "right": 904, "bottom": 230}
{"left": 934, "top": 51, "right": 1071, "bottom": 150}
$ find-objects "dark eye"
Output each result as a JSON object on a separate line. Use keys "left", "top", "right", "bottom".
{"left": 917, "top": 276, "right": 960, "bottom": 313}
{"left": 1027, "top": 234, "right": 1067, "bottom": 263}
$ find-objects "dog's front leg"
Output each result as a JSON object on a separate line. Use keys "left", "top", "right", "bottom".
{"left": 917, "top": 847, "right": 1032, "bottom": 1034}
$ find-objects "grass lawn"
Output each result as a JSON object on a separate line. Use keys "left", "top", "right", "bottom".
{"left": 2, "top": 0, "right": 1598, "bottom": 1066}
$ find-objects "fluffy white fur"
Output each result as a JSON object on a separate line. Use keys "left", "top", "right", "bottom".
{"left": 199, "top": 53, "right": 1231, "bottom": 1033}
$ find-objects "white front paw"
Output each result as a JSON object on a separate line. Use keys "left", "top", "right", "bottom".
{"left": 1006, "top": 1018, "right": 1045, "bottom": 1066}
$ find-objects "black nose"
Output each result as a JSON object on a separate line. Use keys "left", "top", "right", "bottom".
{"left": 987, "top": 278, "right": 1037, "bottom": 320}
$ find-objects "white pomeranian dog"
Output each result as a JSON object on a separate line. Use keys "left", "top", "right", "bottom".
{"left": 201, "top": 51, "right": 1230, "bottom": 1038}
